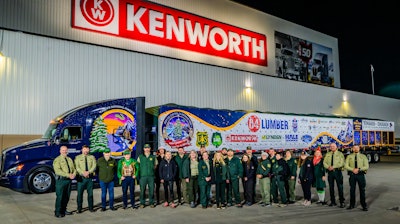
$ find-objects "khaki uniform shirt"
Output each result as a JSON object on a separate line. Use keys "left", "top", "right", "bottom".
{"left": 75, "top": 154, "right": 97, "bottom": 176}
{"left": 323, "top": 150, "right": 345, "bottom": 170}
{"left": 344, "top": 152, "right": 369, "bottom": 173}
{"left": 53, "top": 155, "right": 76, "bottom": 178}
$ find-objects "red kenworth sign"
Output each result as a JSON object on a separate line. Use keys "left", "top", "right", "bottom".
{"left": 72, "top": 0, "right": 268, "bottom": 66}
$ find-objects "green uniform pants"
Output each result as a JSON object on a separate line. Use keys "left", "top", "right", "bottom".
{"left": 259, "top": 177, "right": 271, "bottom": 204}
{"left": 77, "top": 178, "right": 94, "bottom": 210}
{"left": 186, "top": 176, "right": 198, "bottom": 203}
{"left": 349, "top": 173, "right": 366, "bottom": 208}
{"left": 328, "top": 170, "right": 344, "bottom": 203}
{"left": 139, "top": 176, "right": 155, "bottom": 205}
{"left": 54, "top": 178, "right": 72, "bottom": 215}
{"left": 227, "top": 178, "right": 241, "bottom": 204}
{"left": 271, "top": 176, "right": 287, "bottom": 203}
{"left": 286, "top": 179, "right": 296, "bottom": 202}
{"left": 199, "top": 183, "right": 211, "bottom": 207}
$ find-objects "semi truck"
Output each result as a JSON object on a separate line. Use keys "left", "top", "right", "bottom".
{"left": 0, "top": 97, "right": 396, "bottom": 193}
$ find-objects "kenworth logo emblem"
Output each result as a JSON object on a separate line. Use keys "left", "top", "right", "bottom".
{"left": 72, "top": 0, "right": 268, "bottom": 66}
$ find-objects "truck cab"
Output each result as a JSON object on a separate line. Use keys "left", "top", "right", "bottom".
{"left": 0, "top": 97, "right": 145, "bottom": 193}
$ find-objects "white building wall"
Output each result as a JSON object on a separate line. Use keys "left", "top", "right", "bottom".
{"left": 1, "top": 30, "right": 399, "bottom": 137}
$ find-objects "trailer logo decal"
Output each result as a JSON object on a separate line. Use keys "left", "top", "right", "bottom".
{"left": 162, "top": 112, "right": 194, "bottom": 148}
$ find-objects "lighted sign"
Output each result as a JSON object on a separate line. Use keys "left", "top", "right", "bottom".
{"left": 72, "top": 0, "right": 268, "bottom": 66}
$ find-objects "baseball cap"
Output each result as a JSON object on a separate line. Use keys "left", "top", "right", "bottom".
{"left": 103, "top": 149, "right": 111, "bottom": 153}
{"left": 301, "top": 150, "right": 310, "bottom": 156}
{"left": 246, "top": 146, "right": 252, "bottom": 150}
{"left": 123, "top": 150, "right": 131, "bottom": 155}
{"left": 143, "top": 144, "right": 151, "bottom": 148}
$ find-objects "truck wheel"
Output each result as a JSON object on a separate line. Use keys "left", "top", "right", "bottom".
{"left": 366, "top": 153, "right": 372, "bottom": 163}
{"left": 28, "top": 168, "right": 55, "bottom": 194}
{"left": 373, "top": 153, "right": 380, "bottom": 163}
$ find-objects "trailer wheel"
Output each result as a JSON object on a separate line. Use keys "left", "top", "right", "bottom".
{"left": 373, "top": 153, "right": 380, "bottom": 163}
{"left": 366, "top": 153, "right": 372, "bottom": 163}
{"left": 28, "top": 168, "right": 55, "bottom": 194}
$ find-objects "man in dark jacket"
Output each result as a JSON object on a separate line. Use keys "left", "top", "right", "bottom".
{"left": 245, "top": 146, "right": 258, "bottom": 204}
{"left": 159, "top": 151, "right": 178, "bottom": 208}
{"left": 271, "top": 152, "right": 288, "bottom": 206}
{"left": 225, "top": 148, "right": 243, "bottom": 207}
{"left": 174, "top": 147, "right": 188, "bottom": 205}
{"left": 96, "top": 149, "right": 117, "bottom": 211}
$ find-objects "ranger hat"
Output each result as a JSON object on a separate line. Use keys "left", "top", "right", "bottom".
{"left": 246, "top": 146, "right": 252, "bottom": 150}
{"left": 103, "top": 149, "right": 111, "bottom": 153}
{"left": 123, "top": 150, "right": 131, "bottom": 155}
{"left": 143, "top": 143, "right": 151, "bottom": 148}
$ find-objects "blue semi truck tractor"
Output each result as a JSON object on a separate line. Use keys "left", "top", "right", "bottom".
{"left": 0, "top": 97, "right": 146, "bottom": 193}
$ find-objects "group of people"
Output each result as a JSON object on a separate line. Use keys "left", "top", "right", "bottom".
{"left": 52, "top": 142, "right": 369, "bottom": 218}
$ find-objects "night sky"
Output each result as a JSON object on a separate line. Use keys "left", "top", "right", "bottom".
{"left": 233, "top": 0, "right": 400, "bottom": 100}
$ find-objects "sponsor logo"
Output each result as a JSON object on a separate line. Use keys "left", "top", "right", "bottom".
{"left": 261, "top": 135, "right": 282, "bottom": 142}
{"left": 261, "top": 119, "right": 289, "bottom": 130}
{"left": 196, "top": 131, "right": 209, "bottom": 147}
{"left": 161, "top": 111, "right": 194, "bottom": 148}
{"left": 226, "top": 135, "right": 258, "bottom": 142}
{"left": 212, "top": 132, "right": 222, "bottom": 148}
{"left": 285, "top": 134, "right": 298, "bottom": 142}
{"left": 72, "top": 0, "right": 267, "bottom": 65}
{"left": 301, "top": 135, "right": 312, "bottom": 143}
{"left": 247, "top": 115, "right": 261, "bottom": 132}
{"left": 292, "top": 118, "right": 298, "bottom": 133}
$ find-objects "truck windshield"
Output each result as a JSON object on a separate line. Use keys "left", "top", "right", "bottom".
{"left": 42, "top": 123, "right": 58, "bottom": 139}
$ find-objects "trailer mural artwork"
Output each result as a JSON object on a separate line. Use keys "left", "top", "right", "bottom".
{"left": 90, "top": 108, "right": 137, "bottom": 157}
{"left": 157, "top": 105, "right": 354, "bottom": 151}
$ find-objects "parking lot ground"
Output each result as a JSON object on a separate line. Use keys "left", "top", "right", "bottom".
{"left": 1, "top": 161, "right": 400, "bottom": 224}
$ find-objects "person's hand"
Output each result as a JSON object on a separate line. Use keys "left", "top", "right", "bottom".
{"left": 244, "top": 177, "right": 248, "bottom": 181}
{"left": 205, "top": 177, "right": 211, "bottom": 182}
{"left": 185, "top": 178, "right": 189, "bottom": 183}
{"left": 160, "top": 179, "right": 164, "bottom": 183}
{"left": 121, "top": 176, "right": 125, "bottom": 181}
{"left": 257, "top": 174, "right": 262, "bottom": 179}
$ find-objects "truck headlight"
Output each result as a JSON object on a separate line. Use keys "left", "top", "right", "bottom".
{"left": 5, "top": 164, "right": 24, "bottom": 176}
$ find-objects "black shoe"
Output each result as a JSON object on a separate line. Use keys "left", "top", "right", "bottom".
{"left": 346, "top": 206, "right": 354, "bottom": 210}
{"left": 288, "top": 201, "right": 295, "bottom": 204}
{"left": 55, "top": 214, "right": 65, "bottom": 218}
{"left": 101, "top": 208, "right": 106, "bottom": 212}
{"left": 110, "top": 207, "right": 117, "bottom": 211}
{"left": 362, "top": 207, "right": 368, "bottom": 211}
{"left": 77, "top": 209, "right": 83, "bottom": 214}
{"left": 190, "top": 202, "right": 196, "bottom": 208}
{"left": 123, "top": 206, "right": 127, "bottom": 209}
{"left": 340, "top": 203, "right": 345, "bottom": 208}
{"left": 89, "top": 209, "right": 95, "bottom": 212}
{"left": 64, "top": 211, "right": 72, "bottom": 215}
{"left": 329, "top": 203, "right": 337, "bottom": 207}
{"left": 202, "top": 206, "right": 207, "bottom": 209}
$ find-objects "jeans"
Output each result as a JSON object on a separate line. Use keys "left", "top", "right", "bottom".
{"left": 99, "top": 180, "right": 114, "bottom": 209}
{"left": 122, "top": 176, "right": 135, "bottom": 207}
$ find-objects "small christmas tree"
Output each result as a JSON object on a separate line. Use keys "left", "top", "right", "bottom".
{"left": 90, "top": 117, "right": 109, "bottom": 153}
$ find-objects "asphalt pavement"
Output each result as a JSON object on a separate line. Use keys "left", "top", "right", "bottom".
{"left": 0, "top": 159, "right": 400, "bottom": 224}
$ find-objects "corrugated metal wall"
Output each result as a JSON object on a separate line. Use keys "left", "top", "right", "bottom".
{"left": 1, "top": 29, "right": 400, "bottom": 136}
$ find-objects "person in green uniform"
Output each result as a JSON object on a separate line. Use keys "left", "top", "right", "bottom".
{"left": 138, "top": 144, "right": 157, "bottom": 208}
{"left": 118, "top": 149, "right": 139, "bottom": 209}
{"left": 344, "top": 145, "right": 369, "bottom": 211}
{"left": 268, "top": 148, "right": 278, "bottom": 203}
{"left": 323, "top": 143, "right": 346, "bottom": 208}
{"left": 174, "top": 147, "right": 188, "bottom": 205}
{"left": 225, "top": 148, "right": 243, "bottom": 208}
{"left": 257, "top": 151, "right": 272, "bottom": 207}
{"left": 53, "top": 145, "right": 76, "bottom": 218}
{"left": 96, "top": 148, "right": 117, "bottom": 211}
{"left": 198, "top": 151, "right": 212, "bottom": 209}
{"left": 212, "top": 152, "right": 227, "bottom": 209}
{"left": 75, "top": 145, "right": 96, "bottom": 213}
{"left": 271, "top": 152, "right": 288, "bottom": 207}
{"left": 312, "top": 148, "right": 327, "bottom": 205}
{"left": 284, "top": 150, "right": 297, "bottom": 204}
{"left": 182, "top": 150, "right": 199, "bottom": 208}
